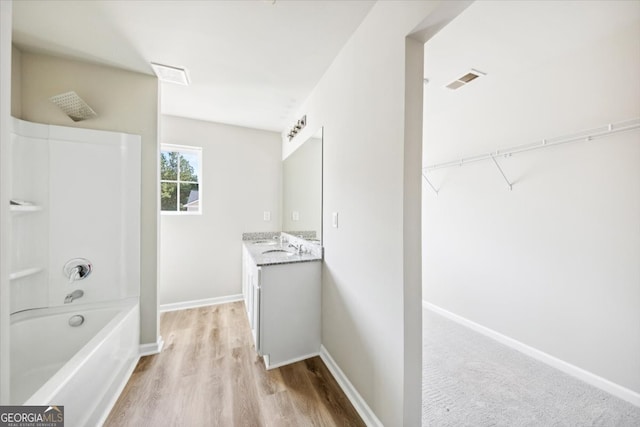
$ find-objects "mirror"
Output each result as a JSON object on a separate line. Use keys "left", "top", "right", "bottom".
{"left": 282, "top": 128, "right": 323, "bottom": 244}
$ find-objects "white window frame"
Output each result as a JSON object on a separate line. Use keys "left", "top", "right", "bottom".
{"left": 160, "top": 144, "right": 202, "bottom": 215}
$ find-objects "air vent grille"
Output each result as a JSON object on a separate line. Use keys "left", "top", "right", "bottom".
{"left": 446, "top": 69, "right": 486, "bottom": 90}
{"left": 150, "top": 62, "right": 190, "bottom": 86}
{"left": 445, "top": 80, "right": 465, "bottom": 90}
{"left": 459, "top": 72, "right": 480, "bottom": 83}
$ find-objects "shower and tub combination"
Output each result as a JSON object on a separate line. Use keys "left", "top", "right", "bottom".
{"left": 7, "top": 118, "right": 141, "bottom": 425}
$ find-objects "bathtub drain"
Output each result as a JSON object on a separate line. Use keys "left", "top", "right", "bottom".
{"left": 69, "top": 315, "right": 85, "bottom": 327}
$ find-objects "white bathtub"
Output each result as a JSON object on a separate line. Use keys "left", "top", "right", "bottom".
{"left": 10, "top": 298, "right": 140, "bottom": 426}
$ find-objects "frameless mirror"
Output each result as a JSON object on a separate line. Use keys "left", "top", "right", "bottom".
{"left": 282, "top": 127, "right": 323, "bottom": 244}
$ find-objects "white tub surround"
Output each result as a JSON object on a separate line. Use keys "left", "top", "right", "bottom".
{"left": 8, "top": 118, "right": 142, "bottom": 422}
{"left": 10, "top": 299, "right": 139, "bottom": 425}
{"left": 10, "top": 118, "right": 141, "bottom": 313}
{"left": 242, "top": 232, "right": 322, "bottom": 369}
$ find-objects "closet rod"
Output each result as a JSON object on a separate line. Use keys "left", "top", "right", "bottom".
{"left": 423, "top": 118, "right": 640, "bottom": 172}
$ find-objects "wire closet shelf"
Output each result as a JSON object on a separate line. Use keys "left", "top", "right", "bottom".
{"left": 422, "top": 118, "right": 640, "bottom": 194}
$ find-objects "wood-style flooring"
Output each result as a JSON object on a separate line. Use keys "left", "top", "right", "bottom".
{"left": 104, "top": 301, "right": 365, "bottom": 427}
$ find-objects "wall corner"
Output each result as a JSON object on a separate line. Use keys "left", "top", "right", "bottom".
{"left": 402, "top": 35, "right": 425, "bottom": 427}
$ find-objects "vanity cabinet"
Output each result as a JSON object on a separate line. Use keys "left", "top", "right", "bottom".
{"left": 242, "top": 245, "right": 321, "bottom": 369}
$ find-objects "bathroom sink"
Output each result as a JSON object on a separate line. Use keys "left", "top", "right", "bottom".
{"left": 253, "top": 240, "right": 278, "bottom": 245}
{"left": 262, "top": 249, "right": 294, "bottom": 256}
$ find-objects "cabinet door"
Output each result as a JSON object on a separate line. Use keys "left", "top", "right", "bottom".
{"left": 251, "top": 266, "right": 262, "bottom": 354}
{"left": 257, "top": 262, "right": 321, "bottom": 369}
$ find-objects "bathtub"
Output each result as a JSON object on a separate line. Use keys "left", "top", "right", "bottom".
{"left": 10, "top": 298, "right": 140, "bottom": 426}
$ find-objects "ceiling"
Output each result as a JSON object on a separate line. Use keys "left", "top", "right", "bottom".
{"left": 424, "top": 0, "right": 640, "bottom": 111}
{"left": 12, "top": 0, "right": 375, "bottom": 132}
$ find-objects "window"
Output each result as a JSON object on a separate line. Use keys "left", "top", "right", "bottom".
{"left": 160, "top": 144, "right": 201, "bottom": 214}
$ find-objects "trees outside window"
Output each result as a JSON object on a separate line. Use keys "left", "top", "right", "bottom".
{"left": 160, "top": 145, "right": 201, "bottom": 213}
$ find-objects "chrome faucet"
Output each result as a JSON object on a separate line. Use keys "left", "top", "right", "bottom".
{"left": 68, "top": 266, "right": 82, "bottom": 284}
{"left": 288, "top": 243, "right": 304, "bottom": 254}
{"left": 63, "top": 258, "right": 92, "bottom": 284}
{"left": 64, "top": 289, "right": 84, "bottom": 304}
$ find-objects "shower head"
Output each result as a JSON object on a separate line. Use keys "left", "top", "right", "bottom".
{"left": 50, "top": 91, "right": 97, "bottom": 122}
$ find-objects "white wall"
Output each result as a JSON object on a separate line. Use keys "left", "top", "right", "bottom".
{"left": 284, "top": 2, "right": 442, "bottom": 425}
{"left": 0, "top": 0, "right": 13, "bottom": 405}
{"left": 17, "top": 52, "right": 159, "bottom": 345}
{"left": 160, "top": 115, "right": 282, "bottom": 306}
{"left": 423, "top": 3, "right": 640, "bottom": 396}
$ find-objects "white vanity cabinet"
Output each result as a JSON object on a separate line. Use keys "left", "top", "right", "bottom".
{"left": 241, "top": 245, "right": 321, "bottom": 369}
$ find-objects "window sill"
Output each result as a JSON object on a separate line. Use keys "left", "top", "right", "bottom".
{"left": 161, "top": 211, "right": 202, "bottom": 216}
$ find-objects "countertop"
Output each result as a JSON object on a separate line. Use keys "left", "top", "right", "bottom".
{"left": 243, "top": 240, "right": 322, "bottom": 266}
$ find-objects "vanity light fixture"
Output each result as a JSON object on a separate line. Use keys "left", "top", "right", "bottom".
{"left": 287, "top": 115, "right": 307, "bottom": 141}
{"left": 150, "top": 62, "right": 190, "bottom": 86}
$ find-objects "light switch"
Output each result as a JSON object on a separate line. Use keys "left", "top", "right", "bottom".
{"left": 263, "top": 211, "right": 271, "bottom": 221}
{"left": 292, "top": 211, "right": 299, "bottom": 221}
{"left": 332, "top": 212, "right": 338, "bottom": 228}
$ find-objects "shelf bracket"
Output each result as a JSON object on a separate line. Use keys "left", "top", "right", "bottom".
{"left": 490, "top": 155, "right": 513, "bottom": 191}
{"left": 422, "top": 172, "right": 439, "bottom": 195}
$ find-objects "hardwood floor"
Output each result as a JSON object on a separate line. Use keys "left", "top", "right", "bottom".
{"left": 104, "top": 301, "right": 365, "bottom": 427}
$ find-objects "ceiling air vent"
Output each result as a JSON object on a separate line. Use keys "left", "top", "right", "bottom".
{"left": 150, "top": 62, "right": 190, "bottom": 86}
{"left": 446, "top": 69, "right": 486, "bottom": 90}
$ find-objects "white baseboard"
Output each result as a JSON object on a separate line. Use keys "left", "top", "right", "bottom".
{"left": 423, "top": 301, "right": 640, "bottom": 407}
{"left": 139, "top": 335, "right": 164, "bottom": 357}
{"left": 264, "top": 352, "right": 319, "bottom": 370}
{"left": 319, "top": 345, "right": 383, "bottom": 427}
{"left": 159, "top": 294, "right": 243, "bottom": 312}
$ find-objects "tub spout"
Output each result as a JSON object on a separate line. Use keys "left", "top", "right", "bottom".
{"left": 64, "top": 289, "right": 84, "bottom": 304}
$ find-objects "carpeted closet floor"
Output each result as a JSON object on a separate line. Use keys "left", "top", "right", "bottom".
{"left": 422, "top": 308, "right": 640, "bottom": 426}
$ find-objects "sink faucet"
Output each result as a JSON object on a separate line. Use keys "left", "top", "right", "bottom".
{"left": 288, "top": 243, "right": 304, "bottom": 254}
{"left": 64, "top": 289, "right": 84, "bottom": 304}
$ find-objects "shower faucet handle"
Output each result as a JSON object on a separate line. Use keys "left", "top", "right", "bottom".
{"left": 63, "top": 258, "right": 93, "bottom": 284}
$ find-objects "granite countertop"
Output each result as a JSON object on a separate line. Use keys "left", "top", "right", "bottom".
{"left": 243, "top": 239, "right": 322, "bottom": 267}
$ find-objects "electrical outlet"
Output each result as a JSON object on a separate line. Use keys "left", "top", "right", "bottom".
{"left": 263, "top": 211, "right": 271, "bottom": 221}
